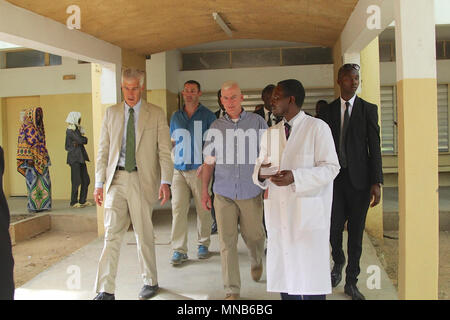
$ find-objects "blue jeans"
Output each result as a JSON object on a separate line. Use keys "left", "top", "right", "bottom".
{"left": 280, "top": 293, "right": 326, "bottom": 300}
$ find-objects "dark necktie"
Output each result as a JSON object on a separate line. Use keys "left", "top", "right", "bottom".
{"left": 268, "top": 111, "right": 272, "bottom": 127}
{"left": 339, "top": 101, "right": 350, "bottom": 168}
{"left": 125, "top": 108, "right": 136, "bottom": 172}
{"left": 284, "top": 122, "right": 291, "bottom": 140}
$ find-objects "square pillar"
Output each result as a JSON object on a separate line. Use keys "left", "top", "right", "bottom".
{"left": 394, "top": 0, "right": 439, "bottom": 300}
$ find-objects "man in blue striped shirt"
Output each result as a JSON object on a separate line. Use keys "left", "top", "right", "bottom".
{"left": 170, "top": 80, "right": 217, "bottom": 265}
{"left": 201, "top": 81, "right": 268, "bottom": 300}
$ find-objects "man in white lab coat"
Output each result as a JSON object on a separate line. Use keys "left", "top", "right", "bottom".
{"left": 252, "top": 79, "right": 340, "bottom": 300}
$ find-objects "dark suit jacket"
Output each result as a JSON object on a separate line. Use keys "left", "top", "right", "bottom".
{"left": 254, "top": 105, "right": 281, "bottom": 127}
{"left": 65, "top": 128, "right": 89, "bottom": 165}
{"left": 0, "top": 146, "right": 15, "bottom": 299}
{"left": 318, "top": 96, "right": 383, "bottom": 190}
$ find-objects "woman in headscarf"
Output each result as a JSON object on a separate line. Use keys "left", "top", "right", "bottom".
{"left": 17, "top": 107, "right": 52, "bottom": 212}
{"left": 65, "top": 111, "right": 91, "bottom": 208}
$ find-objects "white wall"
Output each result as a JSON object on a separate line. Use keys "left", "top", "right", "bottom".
{"left": 381, "top": 60, "right": 450, "bottom": 85}
{"left": 146, "top": 49, "right": 181, "bottom": 94}
{"left": 0, "top": 56, "right": 92, "bottom": 97}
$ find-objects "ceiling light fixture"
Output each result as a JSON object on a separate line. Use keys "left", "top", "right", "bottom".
{"left": 212, "top": 12, "right": 233, "bottom": 38}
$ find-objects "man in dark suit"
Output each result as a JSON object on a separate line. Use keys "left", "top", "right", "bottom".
{"left": 0, "top": 146, "right": 15, "bottom": 300}
{"left": 318, "top": 63, "right": 383, "bottom": 300}
{"left": 254, "top": 84, "right": 281, "bottom": 127}
{"left": 215, "top": 89, "right": 226, "bottom": 119}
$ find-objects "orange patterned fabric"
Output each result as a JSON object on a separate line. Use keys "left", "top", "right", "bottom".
{"left": 16, "top": 107, "right": 49, "bottom": 176}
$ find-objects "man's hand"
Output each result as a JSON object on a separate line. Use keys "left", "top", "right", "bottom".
{"left": 370, "top": 184, "right": 381, "bottom": 207}
{"left": 196, "top": 164, "right": 204, "bottom": 178}
{"left": 270, "top": 170, "right": 294, "bottom": 187}
{"left": 159, "top": 184, "right": 171, "bottom": 206}
{"left": 201, "top": 190, "right": 212, "bottom": 211}
{"left": 94, "top": 187, "right": 104, "bottom": 206}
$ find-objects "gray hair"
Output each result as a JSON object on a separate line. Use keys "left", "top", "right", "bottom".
{"left": 121, "top": 68, "right": 145, "bottom": 87}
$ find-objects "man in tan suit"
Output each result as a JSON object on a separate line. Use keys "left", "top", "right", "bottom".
{"left": 93, "top": 68, "right": 173, "bottom": 300}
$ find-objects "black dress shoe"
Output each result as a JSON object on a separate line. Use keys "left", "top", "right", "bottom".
{"left": 139, "top": 284, "right": 159, "bottom": 300}
{"left": 93, "top": 292, "right": 115, "bottom": 300}
{"left": 331, "top": 263, "right": 344, "bottom": 287}
{"left": 344, "top": 284, "right": 366, "bottom": 300}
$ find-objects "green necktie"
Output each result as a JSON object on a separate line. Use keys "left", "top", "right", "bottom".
{"left": 125, "top": 108, "right": 136, "bottom": 172}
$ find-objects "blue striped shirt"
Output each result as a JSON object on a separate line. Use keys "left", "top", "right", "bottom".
{"left": 203, "top": 110, "right": 268, "bottom": 200}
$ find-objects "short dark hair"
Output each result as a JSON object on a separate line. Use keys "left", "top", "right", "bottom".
{"left": 261, "top": 84, "right": 275, "bottom": 98}
{"left": 316, "top": 99, "right": 327, "bottom": 105}
{"left": 184, "top": 80, "right": 201, "bottom": 92}
{"left": 338, "top": 63, "right": 360, "bottom": 80}
{"left": 277, "top": 79, "right": 305, "bottom": 108}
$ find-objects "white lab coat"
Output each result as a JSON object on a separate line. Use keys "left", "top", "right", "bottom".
{"left": 252, "top": 111, "right": 340, "bottom": 295}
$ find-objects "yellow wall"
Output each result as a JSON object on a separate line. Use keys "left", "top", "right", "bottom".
{"left": 147, "top": 89, "right": 179, "bottom": 123}
{"left": 4, "top": 94, "right": 95, "bottom": 201}
{"left": 360, "top": 37, "right": 383, "bottom": 241}
{"left": 397, "top": 78, "right": 439, "bottom": 299}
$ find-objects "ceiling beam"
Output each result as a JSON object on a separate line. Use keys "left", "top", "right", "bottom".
{"left": 340, "top": 0, "right": 395, "bottom": 55}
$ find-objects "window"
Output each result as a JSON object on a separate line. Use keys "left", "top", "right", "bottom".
{"left": 182, "top": 51, "right": 230, "bottom": 70}
{"left": 282, "top": 47, "right": 333, "bottom": 66}
{"left": 438, "top": 84, "right": 449, "bottom": 152}
{"left": 232, "top": 48, "right": 280, "bottom": 68}
{"left": 5, "top": 50, "right": 62, "bottom": 68}
{"left": 381, "top": 84, "right": 448, "bottom": 154}
{"left": 380, "top": 86, "right": 397, "bottom": 154}
{"left": 181, "top": 46, "right": 333, "bottom": 71}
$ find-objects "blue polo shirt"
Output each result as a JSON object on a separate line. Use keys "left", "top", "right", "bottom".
{"left": 170, "top": 104, "right": 217, "bottom": 171}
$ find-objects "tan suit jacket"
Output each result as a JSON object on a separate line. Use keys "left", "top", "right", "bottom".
{"left": 95, "top": 100, "right": 173, "bottom": 203}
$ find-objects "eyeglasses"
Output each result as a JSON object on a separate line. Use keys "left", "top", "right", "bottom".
{"left": 342, "top": 63, "right": 360, "bottom": 71}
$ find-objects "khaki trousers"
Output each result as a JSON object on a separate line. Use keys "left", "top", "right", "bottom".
{"left": 171, "top": 169, "right": 211, "bottom": 253}
{"left": 214, "top": 193, "right": 265, "bottom": 295}
{"left": 94, "top": 170, "right": 157, "bottom": 294}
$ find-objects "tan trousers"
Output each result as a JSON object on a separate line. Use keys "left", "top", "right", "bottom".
{"left": 171, "top": 169, "right": 211, "bottom": 253}
{"left": 214, "top": 193, "right": 265, "bottom": 295}
{"left": 94, "top": 170, "right": 157, "bottom": 293}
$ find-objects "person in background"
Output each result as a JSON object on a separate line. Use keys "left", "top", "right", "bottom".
{"left": 169, "top": 80, "right": 216, "bottom": 265}
{"left": 65, "top": 111, "right": 92, "bottom": 208}
{"left": 17, "top": 107, "right": 52, "bottom": 213}
{"left": 315, "top": 99, "right": 328, "bottom": 118}
{"left": 254, "top": 84, "right": 281, "bottom": 127}
{"left": 215, "top": 89, "right": 226, "bottom": 119}
{"left": 0, "top": 146, "right": 15, "bottom": 300}
{"left": 318, "top": 63, "right": 383, "bottom": 300}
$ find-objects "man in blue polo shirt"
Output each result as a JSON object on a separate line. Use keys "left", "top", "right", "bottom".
{"left": 169, "top": 80, "right": 217, "bottom": 265}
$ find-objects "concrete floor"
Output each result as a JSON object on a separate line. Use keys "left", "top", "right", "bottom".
{"left": 9, "top": 199, "right": 398, "bottom": 300}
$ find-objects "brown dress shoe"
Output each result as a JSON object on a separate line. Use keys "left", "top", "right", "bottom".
{"left": 225, "top": 293, "right": 240, "bottom": 300}
{"left": 251, "top": 263, "right": 263, "bottom": 282}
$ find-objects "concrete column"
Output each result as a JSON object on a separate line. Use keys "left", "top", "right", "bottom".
{"left": 332, "top": 40, "right": 343, "bottom": 98}
{"left": 147, "top": 50, "right": 181, "bottom": 122}
{"left": 394, "top": 0, "right": 439, "bottom": 299}
{"left": 360, "top": 37, "right": 384, "bottom": 241}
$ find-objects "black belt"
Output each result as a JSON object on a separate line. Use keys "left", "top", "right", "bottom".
{"left": 116, "top": 166, "right": 137, "bottom": 171}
